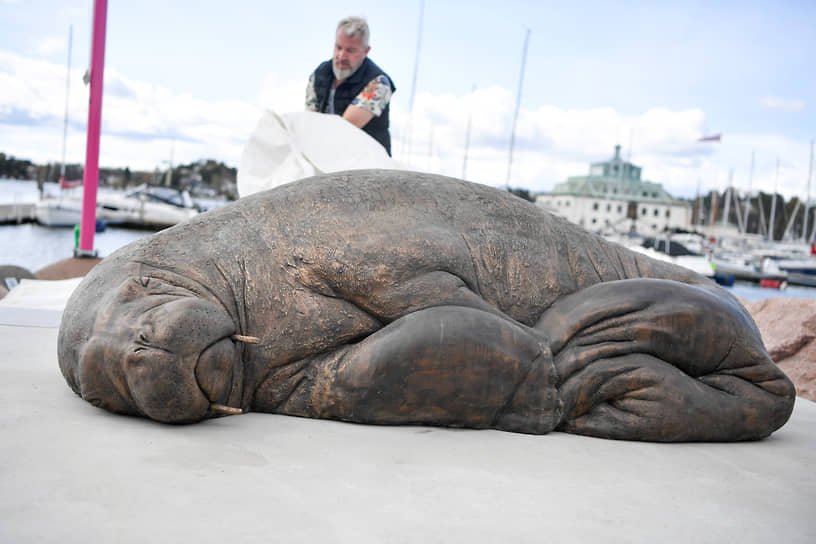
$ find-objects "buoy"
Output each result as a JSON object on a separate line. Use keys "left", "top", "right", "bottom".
{"left": 714, "top": 273, "right": 735, "bottom": 287}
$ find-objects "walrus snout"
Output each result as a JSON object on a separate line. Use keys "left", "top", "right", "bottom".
{"left": 195, "top": 336, "right": 245, "bottom": 414}
{"left": 70, "top": 277, "right": 244, "bottom": 423}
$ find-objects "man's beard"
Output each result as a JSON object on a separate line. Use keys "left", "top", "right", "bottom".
{"left": 332, "top": 58, "right": 362, "bottom": 81}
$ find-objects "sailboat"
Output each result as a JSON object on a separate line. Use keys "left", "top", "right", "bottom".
{"left": 709, "top": 148, "right": 816, "bottom": 287}
{"left": 35, "top": 25, "right": 88, "bottom": 228}
{"left": 35, "top": 24, "right": 198, "bottom": 230}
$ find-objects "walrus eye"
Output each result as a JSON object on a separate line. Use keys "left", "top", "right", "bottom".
{"left": 134, "top": 332, "right": 151, "bottom": 352}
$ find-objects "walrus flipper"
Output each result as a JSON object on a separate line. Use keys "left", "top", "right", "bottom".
{"left": 534, "top": 279, "right": 795, "bottom": 441}
{"left": 278, "top": 306, "right": 561, "bottom": 434}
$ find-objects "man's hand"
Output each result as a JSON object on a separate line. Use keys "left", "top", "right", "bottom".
{"left": 342, "top": 105, "right": 375, "bottom": 128}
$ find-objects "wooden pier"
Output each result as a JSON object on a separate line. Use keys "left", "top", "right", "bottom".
{"left": 0, "top": 203, "right": 36, "bottom": 224}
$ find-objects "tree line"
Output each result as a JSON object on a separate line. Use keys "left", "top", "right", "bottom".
{"left": 0, "top": 151, "right": 238, "bottom": 200}
{"left": 0, "top": 153, "right": 35, "bottom": 179}
{"left": 692, "top": 190, "right": 815, "bottom": 242}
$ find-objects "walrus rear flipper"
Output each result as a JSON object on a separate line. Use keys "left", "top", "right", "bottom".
{"left": 535, "top": 278, "right": 795, "bottom": 441}
{"left": 278, "top": 306, "right": 561, "bottom": 434}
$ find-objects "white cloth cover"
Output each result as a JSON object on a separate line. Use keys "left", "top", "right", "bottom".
{"left": 237, "top": 110, "right": 405, "bottom": 197}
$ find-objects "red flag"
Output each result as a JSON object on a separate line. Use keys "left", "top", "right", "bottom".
{"left": 698, "top": 134, "right": 721, "bottom": 142}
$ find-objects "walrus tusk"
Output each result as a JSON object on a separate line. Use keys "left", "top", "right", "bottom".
{"left": 231, "top": 334, "right": 260, "bottom": 344}
{"left": 210, "top": 404, "right": 243, "bottom": 415}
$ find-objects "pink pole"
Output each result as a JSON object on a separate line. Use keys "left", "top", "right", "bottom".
{"left": 77, "top": 0, "right": 108, "bottom": 256}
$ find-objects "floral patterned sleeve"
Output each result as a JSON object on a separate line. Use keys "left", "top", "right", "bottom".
{"left": 349, "top": 75, "right": 393, "bottom": 117}
{"left": 305, "top": 73, "right": 319, "bottom": 112}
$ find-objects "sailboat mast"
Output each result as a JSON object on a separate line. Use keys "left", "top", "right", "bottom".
{"left": 60, "top": 25, "right": 73, "bottom": 181}
{"left": 505, "top": 27, "right": 530, "bottom": 189}
{"left": 803, "top": 139, "right": 814, "bottom": 243}
{"left": 400, "top": 0, "right": 424, "bottom": 163}
{"left": 709, "top": 191, "right": 719, "bottom": 241}
{"left": 461, "top": 83, "right": 476, "bottom": 179}
{"left": 768, "top": 157, "right": 779, "bottom": 241}
{"left": 743, "top": 150, "right": 754, "bottom": 233}
{"left": 757, "top": 194, "right": 768, "bottom": 237}
{"left": 164, "top": 140, "right": 175, "bottom": 187}
{"left": 626, "top": 127, "right": 634, "bottom": 193}
{"left": 721, "top": 169, "right": 732, "bottom": 227}
{"left": 77, "top": 0, "right": 108, "bottom": 257}
{"left": 729, "top": 169, "right": 746, "bottom": 233}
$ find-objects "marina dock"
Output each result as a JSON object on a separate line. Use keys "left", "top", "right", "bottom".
{"left": 0, "top": 202, "right": 35, "bottom": 224}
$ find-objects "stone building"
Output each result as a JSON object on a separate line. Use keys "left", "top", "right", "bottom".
{"left": 536, "top": 145, "right": 691, "bottom": 235}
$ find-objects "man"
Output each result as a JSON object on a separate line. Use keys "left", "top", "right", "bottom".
{"left": 306, "top": 16, "right": 396, "bottom": 155}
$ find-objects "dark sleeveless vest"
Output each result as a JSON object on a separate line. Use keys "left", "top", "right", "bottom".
{"left": 312, "top": 57, "right": 396, "bottom": 155}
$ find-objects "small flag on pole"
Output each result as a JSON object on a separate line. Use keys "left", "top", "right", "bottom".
{"left": 698, "top": 134, "right": 721, "bottom": 142}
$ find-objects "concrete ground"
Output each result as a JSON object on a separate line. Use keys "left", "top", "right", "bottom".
{"left": 1, "top": 295, "right": 815, "bottom": 543}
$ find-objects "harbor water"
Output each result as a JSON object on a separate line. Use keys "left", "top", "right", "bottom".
{"left": 2, "top": 178, "right": 815, "bottom": 301}
{"left": 729, "top": 281, "right": 816, "bottom": 302}
{"left": 1, "top": 222, "right": 152, "bottom": 272}
{"left": 1, "top": 178, "right": 158, "bottom": 271}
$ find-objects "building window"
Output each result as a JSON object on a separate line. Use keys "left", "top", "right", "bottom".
{"left": 593, "top": 202, "right": 599, "bottom": 210}
{"left": 606, "top": 204, "right": 611, "bottom": 212}
{"left": 653, "top": 209, "right": 659, "bottom": 217}
{"left": 617, "top": 205, "right": 622, "bottom": 213}
{"left": 592, "top": 218, "right": 597, "bottom": 224}
{"left": 666, "top": 210, "right": 671, "bottom": 218}
{"left": 566, "top": 201, "right": 570, "bottom": 207}
{"left": 641, "top": 208, "right": 647, "bottom": 216}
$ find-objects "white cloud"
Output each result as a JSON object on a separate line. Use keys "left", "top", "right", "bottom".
{"left": 0, "top": 51, "right": 265, "bottom": 170}
{"left": 761, "top": 96, "right": 805, "bottom": 113}
{"left": 257, "top": 73, "right": 306, "bottom": 115}
{"left": 390, "top": 90, "right": 726, "bottom": 196}
{"left": 2, "top": 50, "right": 812, "bottom": 202}
{"left": 36, "top": 37, "right": 65, "bottom": 56}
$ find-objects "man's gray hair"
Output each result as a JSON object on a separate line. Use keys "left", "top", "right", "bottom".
{"left": 337, "top": 16, "right": 370, "bottom": 48}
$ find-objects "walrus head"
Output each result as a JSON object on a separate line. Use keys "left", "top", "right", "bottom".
{"left": 59, "top": 275, "right": 248, "bottom": 423}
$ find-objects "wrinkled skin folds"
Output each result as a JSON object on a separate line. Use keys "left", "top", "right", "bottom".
{"left": 58, "top": 170, "right": 795, "bottom": 441}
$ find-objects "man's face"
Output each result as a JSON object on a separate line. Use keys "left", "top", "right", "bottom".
{"left": 332, "top": 30, "right": 370, "bottom": 81}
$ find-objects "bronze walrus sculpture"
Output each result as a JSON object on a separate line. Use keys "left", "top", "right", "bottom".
{"left": 58, "top": 170, "right": 795, "bottom": 441}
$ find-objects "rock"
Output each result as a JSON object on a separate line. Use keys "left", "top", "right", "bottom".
{"left": 745, "top": 297, "right": 816, "bottom": 402}
{"left": 0, "top": 264, "right": 37, "bottom": 283}
{"left": 0, "top": 259, "right": 101, "bottom": 301}
{"left": 0, "top": 265, "right": 37, "bottom": 301}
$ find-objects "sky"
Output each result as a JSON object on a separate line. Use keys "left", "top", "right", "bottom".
{"left": 1, "top": 0, "right": 814, "bottom": 199}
